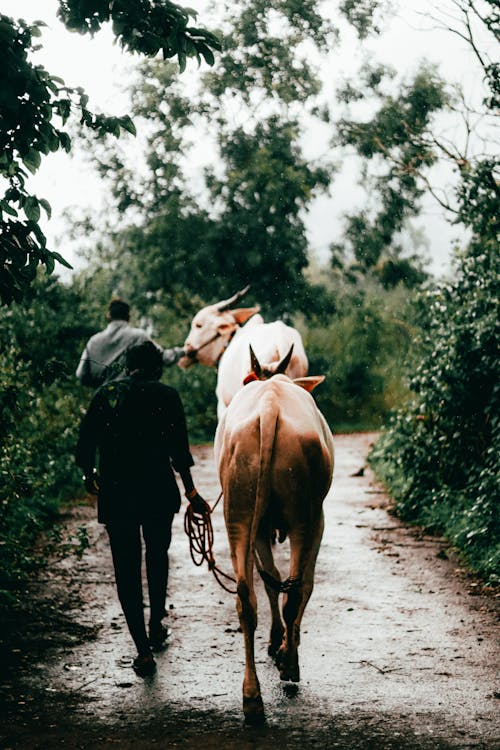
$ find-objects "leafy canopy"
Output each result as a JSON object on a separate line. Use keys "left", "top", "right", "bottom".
{"left": 0, "top": 2, "right": 220, "bottom": 305}
{"left": 72, "top": 0, "right": 336, "bottom": 317}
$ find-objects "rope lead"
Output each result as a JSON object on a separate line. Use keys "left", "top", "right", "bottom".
{"left": 184, "top": 492, "right": 295, "bottom": 596}
{"left": 184, "top": 494, "right": 237, "bottom": 595}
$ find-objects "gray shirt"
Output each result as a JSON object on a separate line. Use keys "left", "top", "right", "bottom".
{"left": 76, "top": 320, "right": 184, "bottom": 387}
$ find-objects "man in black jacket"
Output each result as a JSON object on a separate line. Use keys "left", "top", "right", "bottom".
{"left": 76, "top": 341, "right": 209, "bottom": 677}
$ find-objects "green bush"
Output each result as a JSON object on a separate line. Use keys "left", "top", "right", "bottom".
{"left": 301, "top": 279, "right": 415, "bottom": 431}
{"left": 370, "top": 252, "right": 500, "bottom": 582}
{"left": 0, "top": 275, "right": 93, "bottom": 601}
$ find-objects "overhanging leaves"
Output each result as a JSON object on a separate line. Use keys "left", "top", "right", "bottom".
{"left": 0, "top": 4, "right": 220, "bottom": 305}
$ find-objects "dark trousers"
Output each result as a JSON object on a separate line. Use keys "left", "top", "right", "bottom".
{"left": 106, "top": 514, "right": 175, "bottom": 655}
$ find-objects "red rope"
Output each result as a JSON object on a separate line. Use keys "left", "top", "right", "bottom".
{"left": 184, "top": 493, "right": 237, "bottom": 594}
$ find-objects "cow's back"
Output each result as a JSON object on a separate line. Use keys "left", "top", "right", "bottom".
{"left": 267, "top": 379, "right": 334, "bottom": 511}
{"left": 215, "top": 376, "right": 334, "bottom": 520}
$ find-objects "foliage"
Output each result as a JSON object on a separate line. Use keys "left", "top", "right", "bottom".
{"left": 370, "top": 252, "right": 500, "bottom": 580}
{"left": 365, "top": 0, "right": 500, "bottom": 581}
{"left": 202, "top": 0, "right": 334, "bottom": 102}
{"left": 331, "top": 0, "right": 498, "bottom": 288}
{"left": 0, "top": 3, "right": 220, "bottom": 306}
{"left": 338, "top": 0, "right": 388, "bottom": 39}
{"left": 69, "top": 0, "right": 337, "bottom": 317}
{"left": 0, "top": 274, "right": 94, "bottom": 600}
{"left": 456, "top": 158, "right": 500, "bottom": 244}
{"left": 204, "top": 116, "right": 331, "bottom": 313}
{"left": 333, "top": 62, "right": 448, "bottom": 279}
{"left": 57, "top": 0, "right": 220, "bottom": 69}
{"left": 301, "top": 268, "right": 416, "bottom": 431}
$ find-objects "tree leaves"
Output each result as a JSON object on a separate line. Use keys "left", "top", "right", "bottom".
{"left": 71, "top": 0, "right": 337, "bottom": 318}
{"left": 0, "top": 2, "right": 220, "bottom": 305}
{"left": 23, "top": 197, "right": 40, "bottom": 223}
{"left": 333, "top": 63, "right": 449, "bottom": 276}
{"left": 22, "top": 149, "right": 42, "bottom": 175}
{"left": 56, "top": 0, "right": 221, "bottom": 66}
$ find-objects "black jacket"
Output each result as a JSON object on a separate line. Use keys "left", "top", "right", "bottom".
{"left": 76, "top": 376, "right": 194, "bottom": 524}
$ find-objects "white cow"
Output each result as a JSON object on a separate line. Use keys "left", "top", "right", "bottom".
{"left": 214, "top": 347, "right": 334, "bottom": 724}
{"left": 178, "top": 287, "right": 308, "bottom": 419}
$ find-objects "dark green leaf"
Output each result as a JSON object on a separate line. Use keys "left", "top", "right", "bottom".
{"left": 49, "top": 251, "right": 73, "bottom": 270}
{"left": 24, "top": 196, "right": 41, "bottom": 223}
{"left": 23, "top": 149, "right": 42, "bottom": 174}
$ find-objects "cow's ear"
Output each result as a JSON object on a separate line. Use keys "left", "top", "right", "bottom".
{"left": 217, "top": 321, "right": 238, "bottom": 335}
{"left": 231, "top": 306, "right": 260, "bottom": 325}
{"left": 293, "top": 375, "right": 325, "bottom": 392}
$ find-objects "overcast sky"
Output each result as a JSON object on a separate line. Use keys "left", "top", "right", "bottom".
{"left": 3, "top": 0, "right": 494, "bottom": 277}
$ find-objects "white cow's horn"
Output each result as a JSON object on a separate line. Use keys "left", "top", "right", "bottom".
{"left": 276, "top": 344, "right": 294, "bottom": 374}
{"left": 216, "top": 285, "right": 250, "bottom": 312}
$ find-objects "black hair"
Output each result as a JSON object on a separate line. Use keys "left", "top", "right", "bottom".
{"left": 125, "top": 341, "right": 163, "bottom": 379}
{"left": 108, "top": 298, "right": 130, "bottom": 321}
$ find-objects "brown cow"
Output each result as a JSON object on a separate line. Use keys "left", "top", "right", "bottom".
{"left": 214, "top": 347, "right": 334, "bottom": 723}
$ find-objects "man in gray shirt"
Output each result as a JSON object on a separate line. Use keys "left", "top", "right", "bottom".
{"left": 76, "top": 298, "right": 186, "bottom": 388}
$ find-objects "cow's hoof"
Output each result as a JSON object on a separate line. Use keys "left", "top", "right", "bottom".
{"left": 243, "top": 695, "right": 265, "bottom": 725}
{"left": 279, "top": 663, "right": 300, "bottom": 683}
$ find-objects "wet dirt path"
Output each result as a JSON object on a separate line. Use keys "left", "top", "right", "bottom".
{"left": 1, "top": 434, "right": 499, "bottom": 749}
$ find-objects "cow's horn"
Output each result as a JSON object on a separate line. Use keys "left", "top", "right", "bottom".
{"left": 249, "top": 344, "right": 262, "bottom": 376}
{"left": 216, "top": 285, "right": 250, "bottom": 312}
{"left": 276, "top": 344, "right": 294, "bottom": 374}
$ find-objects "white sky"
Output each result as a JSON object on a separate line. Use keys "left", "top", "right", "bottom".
{"left": 2, "top": 0, "right": 495, "bottom": 278}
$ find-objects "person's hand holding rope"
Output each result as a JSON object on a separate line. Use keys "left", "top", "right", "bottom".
{"left": 184, "top": 487, "right": 236, "bottom": 593}
{"left": 185, "top": 487, "right": 210, "bottom": 517}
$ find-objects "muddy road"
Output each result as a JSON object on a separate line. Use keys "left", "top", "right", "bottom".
{"left": 1, "top": 434, "right": 499, "bottom": 749}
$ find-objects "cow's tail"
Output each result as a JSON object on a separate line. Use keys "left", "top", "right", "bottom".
{"left": 250, "top": 393, "right": 277, "bottom": 557}
{"left": 250, "top": 394, "right": 298, "bottom": 594}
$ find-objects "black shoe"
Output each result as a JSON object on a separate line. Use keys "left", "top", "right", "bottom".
{"left": 133, "top": 652, "right": 156, "bottom": 677}
{"left": 149, "top": 624, "right": 172, "bottom": 652}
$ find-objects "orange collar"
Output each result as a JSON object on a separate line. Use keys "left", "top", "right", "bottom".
{"left": 243, "top": 371, "right": 259, "bottom": 385}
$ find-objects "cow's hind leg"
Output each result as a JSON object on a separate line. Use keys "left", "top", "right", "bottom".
{"left": 236, "top": 574, "right": 265, "bottom": 724}
{"left": 278, "top": 511, "right": 324, "bottom": 683}
{"left": 255, "top": 534, "right": 284, "bottom": 657}
{"left": 278, "top": 582, "right": 302, "bottom": 682}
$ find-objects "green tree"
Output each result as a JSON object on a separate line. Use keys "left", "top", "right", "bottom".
{"left": 333, "top": 61, "right": 448, "bottom": 283}
{"left": 364, "top": 0, "right": 500, "bottom": 579}
{"left": 331, "top": 1, "right": 498, "bottom": 283}
{"left": 0, "top": 2, "right": 220, "bottom": 305}
{"left": 204, "top": 116, "right": 331, "bottom": 314}
{"left": 69, "top": 1, "right": 337, "bottom": 315}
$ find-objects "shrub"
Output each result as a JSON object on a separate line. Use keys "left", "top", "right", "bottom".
{"left": 0, "top": 274, "right": 93, "bottom": 602}
{"left": 370, "top": 252, "right": 500, "bottom": 582}
{"left": 301, "top": 279, "right": 415, "bottom": 431}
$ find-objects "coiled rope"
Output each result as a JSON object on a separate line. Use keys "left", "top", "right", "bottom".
{"left": 184, "top": 492, "right": 301, "bottom": 595}
{"left": 183, "top": 492, "right": 237, "bottom": 594}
